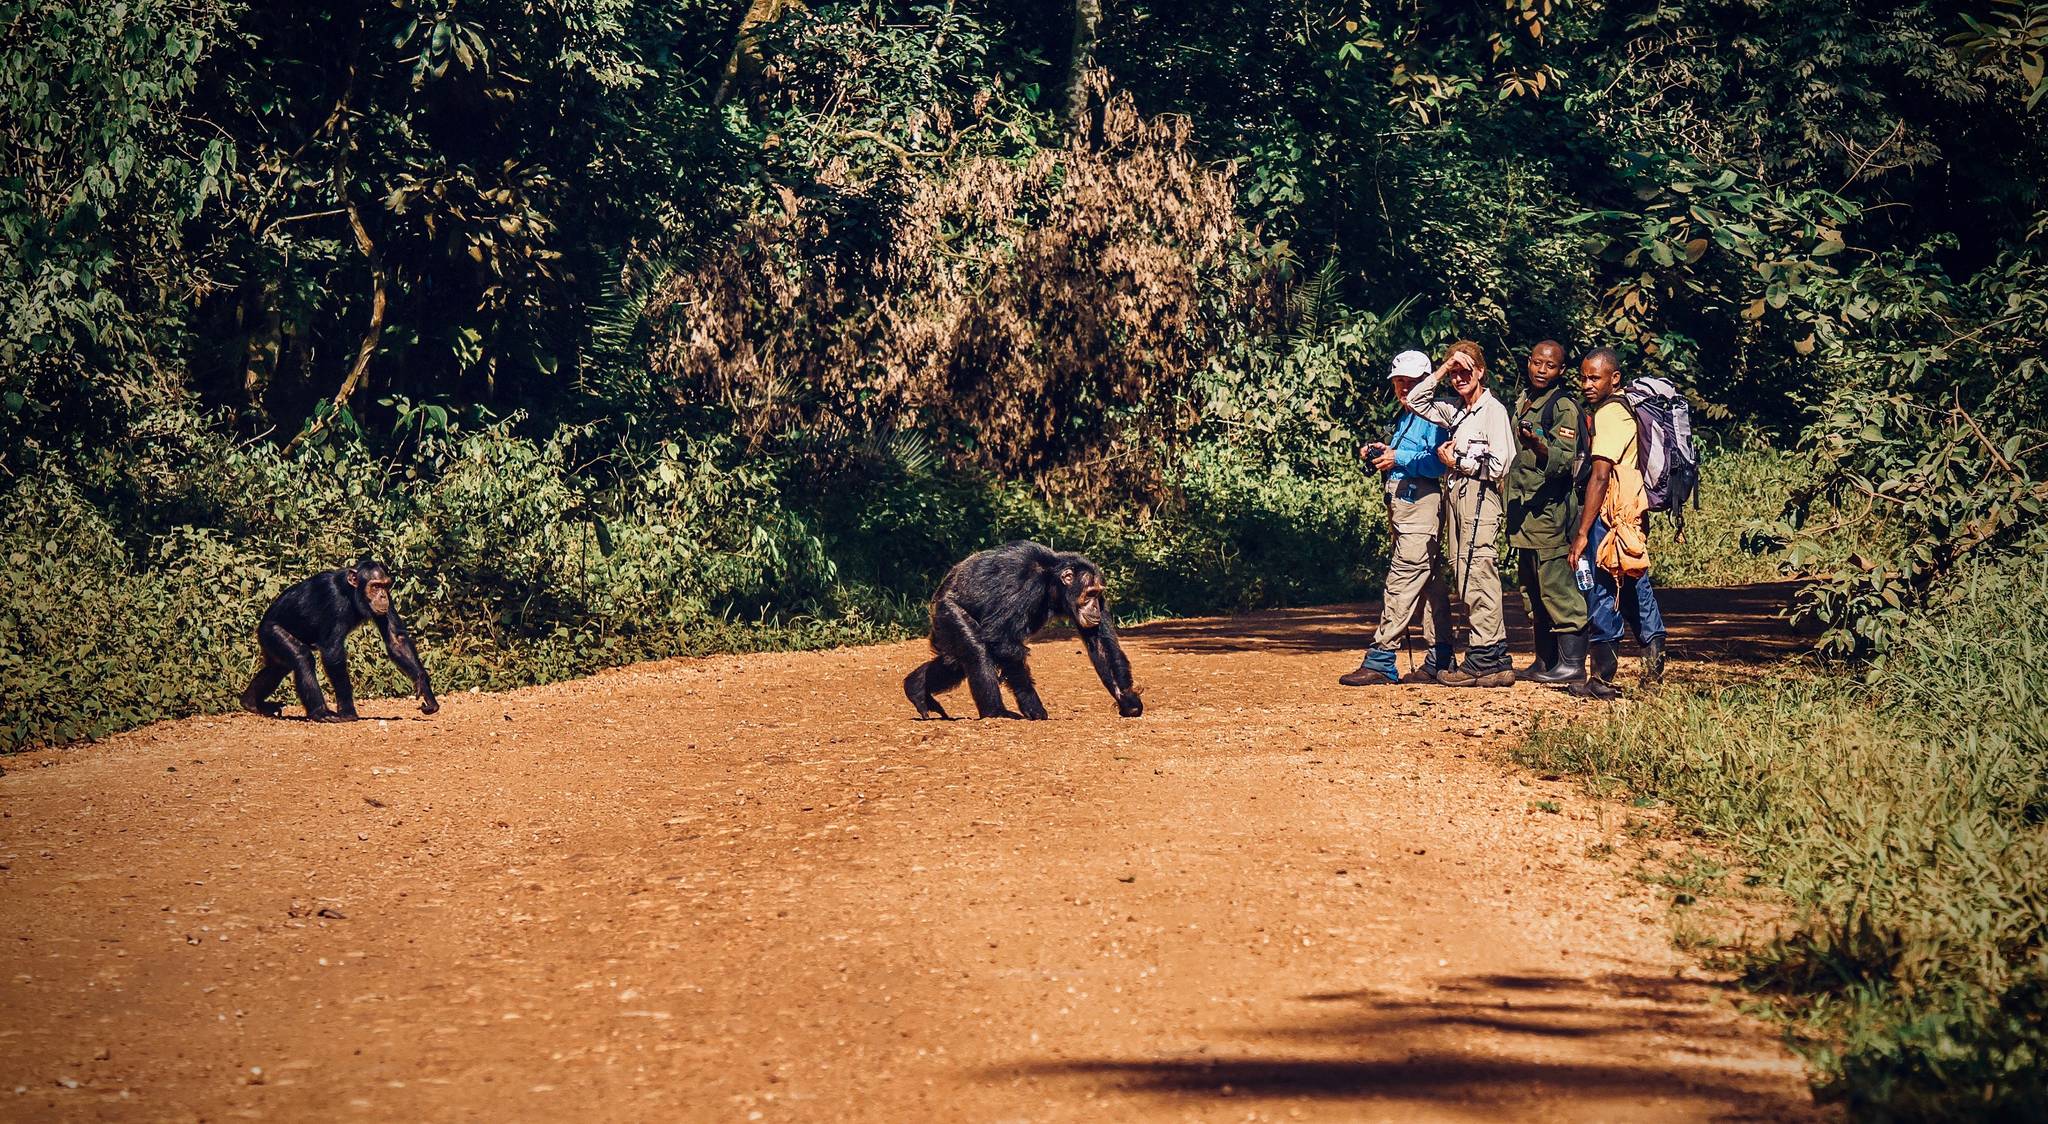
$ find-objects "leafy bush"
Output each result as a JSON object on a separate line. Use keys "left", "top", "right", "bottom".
{"left": 1769, "top": 245, "right": 2048, "bottom": 657}
{"left": 0, "top": 396, "right": 1397, "bottom": 751}
{"left": 1518, "top": 549, "right": 2048, "bottom": 1117}
{"left": 649, "top": 7, "right": 1267, "bottom": 504}
{"left": 1649, "top": 441, "right": 1809, "bottom": 588}
{"left": 0, "top": 408, "right": 863, "bottom": 751}
{"left": 1129, "top": 442, "right": 1384, "bottom": 613}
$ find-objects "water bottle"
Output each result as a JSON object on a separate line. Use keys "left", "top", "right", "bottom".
{"left": 1574, "top": 556, "right": 1595, "bottom": 591}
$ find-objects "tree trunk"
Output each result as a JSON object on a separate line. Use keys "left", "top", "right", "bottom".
{"left": 288, "top": 102, "right": 384, "bottom": 451}
{"left": 714, "top": 0, "right": 806, "bottom": 107}
{"left": 330, "top": 189, "right": 388, "bottom": 418}
{"left": 1061, "top": 0, "right": 1101, "bottom": 132}
{"left": 240, "top": 280, "right": 282, "bottom": 416}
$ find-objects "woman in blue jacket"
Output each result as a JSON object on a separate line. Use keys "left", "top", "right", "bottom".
{"left": 1340, "top": 350, "right": 1455, "bottom": 685}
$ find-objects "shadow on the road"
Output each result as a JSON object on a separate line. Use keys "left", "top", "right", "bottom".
{"left": 1126, "top": 606, "right": 1372, "bottom": 656}
{"left": 1004, "top": 1055, "right": 1768, "bottom": 1100}
{"left": 991, "top": 970, "right": 1818, "bottom": 1116}
{"left": 1126, "top": 581, "right": 1811, "bottom": 665}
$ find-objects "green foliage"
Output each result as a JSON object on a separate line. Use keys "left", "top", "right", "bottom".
{"left": 1766, "top": 245, "right": 2048, "bottom": 657}
{"left": 0, "top": 0, "right": 236, "bottom": 462}
{"left": 1519, "top": 552, "right": 2048, "bottom": 1116}
{"left": 1649, "top": 443, "right": 1808, "bottom": 588}
{"left": 0, "top": 406, "right": 859, "bottom": 750}
{"left": 1953, "top": 2, "right": 2048, "bottom": 110}
{"left": 1131, "top": 443, "right": 1384, "bottom": 612}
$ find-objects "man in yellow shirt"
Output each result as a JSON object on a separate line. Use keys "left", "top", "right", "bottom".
{"left": 1565, "top": 348, "right": 1668, "bottom": 699}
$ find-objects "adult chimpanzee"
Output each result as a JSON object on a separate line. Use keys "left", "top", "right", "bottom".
{"left": 239, "top": 560, "right": 439, "bottom": 722}
{"left": 903, "top": 541, "right": 1142, "bottom": 720}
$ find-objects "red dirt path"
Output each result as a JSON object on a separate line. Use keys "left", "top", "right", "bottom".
{"left": 0, "top": 584, "right": 1825, "bottom": 1122}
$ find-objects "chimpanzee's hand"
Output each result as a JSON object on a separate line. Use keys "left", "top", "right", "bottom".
{"left": 420, "top": 695, "right": 440, "bottom": 716}
{"left": 1117, "top": 691, "right": 1144, "bottom": 718}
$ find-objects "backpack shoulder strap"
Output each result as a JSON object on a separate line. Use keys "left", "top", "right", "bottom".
{"left": 1540, "top": 390, "right": 1561, "bottom": 433}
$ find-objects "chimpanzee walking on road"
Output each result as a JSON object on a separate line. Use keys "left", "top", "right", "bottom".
{"left": 904, "top": 541, "right": 1142, "bottom": 720}
{"left": 239, "top": 560, "right": 439, "bottom": 721}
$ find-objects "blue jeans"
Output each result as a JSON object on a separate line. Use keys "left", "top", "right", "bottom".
{"left": 1584, "top": 517, "right": 1666, "bottom": 645}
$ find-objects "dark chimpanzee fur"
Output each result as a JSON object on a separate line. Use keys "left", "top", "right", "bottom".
{"left": 903, "top": 541, "right": 1142, "bottom": 720}
{"left": 239, "top": 560, "right": 439, "bottom": 722}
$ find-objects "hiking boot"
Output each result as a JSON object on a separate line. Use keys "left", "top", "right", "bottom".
{"left": 1435, "top": 663, "right": 1477, "bottom": 687}
{"left": 1532, "top": 631, "right": 1588, "bottom": 687}
{"left": 1339, "top": 649, "right": 1400, "bottom": 687}
{"left": 1440, "top": 641, "right": 1512, "bottom": 688}
{"left": 1401, "top": 645, "right": 1457, "bottom": 685}
{"left": 1568, "top": 640, "right": 1621, "bottom": 700}
{"left": 1640, "top": 635, "right": 1667, "bottom": 687}
{"left": 1439, "top": 658, "right": 1515, "bottom": 689}
{"left": 1516, "top": 631, "right": 1559, "bottom": 681}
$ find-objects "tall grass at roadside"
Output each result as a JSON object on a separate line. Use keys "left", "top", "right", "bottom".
{"left": 1518, "top": 553, "right": 2048, "bottom": 1118}
{"left": 1650, "top": 443, "right": 1802, "bottom": 588}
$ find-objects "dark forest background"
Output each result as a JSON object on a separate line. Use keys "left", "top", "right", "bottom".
{"left": 4, "top": 3, "right": 2046, "bottom": 1111}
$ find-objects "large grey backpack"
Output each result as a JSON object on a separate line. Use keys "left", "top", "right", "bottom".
{"left": 1622, "top": 376, "right": 1700, "bottom": 536}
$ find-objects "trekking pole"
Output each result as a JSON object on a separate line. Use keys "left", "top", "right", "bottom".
{"left": 1460, "top": 452, "right": 1492, "bottom": 606}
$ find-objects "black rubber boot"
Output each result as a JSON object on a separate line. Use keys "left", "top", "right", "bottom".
{"left": 1568, "top": 641, "right": 1621, "bottom": 700}
{"left": 1517, "top": 630, "right": 1559, "bottom": 681}
{"left": 1640, "top": 635, "right": 1667, "bottom": 687}
{"left": 1532, "top": 631, "right": 1588, "bottom": 687}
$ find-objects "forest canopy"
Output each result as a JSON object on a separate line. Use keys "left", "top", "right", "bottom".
{"left": 5, "top": 0, "right": 2043, "bottom": 700}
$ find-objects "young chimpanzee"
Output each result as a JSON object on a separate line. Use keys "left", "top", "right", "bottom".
{"left": 903, "top": 541, "right": 1142, "bottom": 720}
{"left": 239, "top": 560, "right": 439, "bottom": 722}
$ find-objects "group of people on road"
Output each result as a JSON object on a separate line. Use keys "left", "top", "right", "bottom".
{"left": 1341, "top": 340, "right": 1666, "bottom": 700}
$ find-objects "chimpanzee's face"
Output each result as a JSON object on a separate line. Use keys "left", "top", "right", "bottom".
{"left": 1060, "top": 565, "right": 1109, "bottom": 630}
{"left": 349, "top": 565, "right": 394, "bottom": 616}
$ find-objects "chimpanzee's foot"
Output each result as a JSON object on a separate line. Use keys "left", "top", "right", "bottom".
{"left": 1018, "top": 700, "right": 1050, "bottom": 721}
{"left": 239, "top": 694, "right": 282, "bottom": 717}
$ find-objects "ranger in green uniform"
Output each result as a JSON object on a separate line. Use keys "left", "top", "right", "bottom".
{"left": 1505, "top": 340, "right": 1590, "bottom": 683}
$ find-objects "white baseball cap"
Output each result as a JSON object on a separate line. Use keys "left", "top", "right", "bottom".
{"left": 1388, "top": 350, "right": 1431, "bottom": 380}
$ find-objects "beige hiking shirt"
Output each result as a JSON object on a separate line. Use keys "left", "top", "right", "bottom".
{"left": 1404, "top": 370, "right": 1516, "bottom": 485}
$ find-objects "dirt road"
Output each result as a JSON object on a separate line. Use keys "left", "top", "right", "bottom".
{"left": 0, "top": 585, "right": 1822, "bottom": 1122}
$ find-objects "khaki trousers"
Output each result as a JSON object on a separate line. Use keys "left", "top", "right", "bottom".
{"left": 1443, "top": 477, "right": 1507, "bottom": 650}
{"left": 1371, "top": 478, "right": 1452, "bottom": 652}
